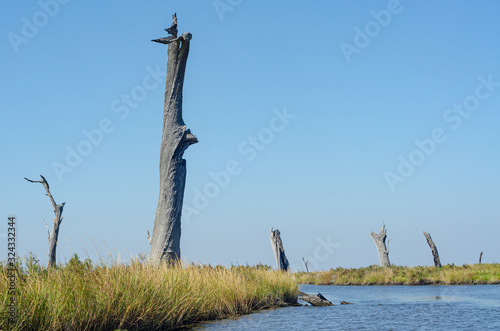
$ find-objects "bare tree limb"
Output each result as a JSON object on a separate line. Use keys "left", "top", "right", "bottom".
{"left": 25, "top": 175, "right": 65, "bottom": 268}
{"left": 25, "top": 175, "right": 57, "bottom": 211}
{"left": 386, "top": 238, "right": 393, "bottom": 252}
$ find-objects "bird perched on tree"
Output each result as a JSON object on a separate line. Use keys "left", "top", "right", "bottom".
{"left": 165, "top": 20, "right": 177, "bottom": 36}
{"left": 152, "top": 13, "right": 178, "bottom": 44}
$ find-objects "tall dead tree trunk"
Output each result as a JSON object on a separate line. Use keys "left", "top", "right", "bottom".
{"left": 423, "top": 231, "right": 441, "bottom": 268}
{"left": 150, "top": 14, "right": 198, "bottom": 265}
{"left": 370, "top": 223, "right": 391, "bottom": 267}
{"left": 270, "top": 228, "right": 289, "bottom": 271}
{"left": 25, "top": 175, "right": 65, "bottom": 268}
{"left": 479, "top": 251, "right": 483, "bottom": 264}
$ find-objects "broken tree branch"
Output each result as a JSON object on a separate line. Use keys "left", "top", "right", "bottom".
{"left": 302, "top": 257, "right": 310, "bottom": 273}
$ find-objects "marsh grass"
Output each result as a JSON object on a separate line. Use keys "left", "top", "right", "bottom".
{"left": 294, "top": 264, "right": 500, "bottom": 286}
{"left": 0, "top": 255, "right": 297, "bottom": 330}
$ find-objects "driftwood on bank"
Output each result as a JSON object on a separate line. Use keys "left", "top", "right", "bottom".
{"left": 298, "top": 292, "right": 334, "bottom": 306}
{"left": 269, "top": 228, "right": 289, "bottom": 271}
{"left": 369, "top": 223, "right": 391, "bottom": 267}
{"left": 25, "top": 175, "right": 65, "bottom": 268}
{"left": 340, "top": 301, "right": 354, "bottom": 305}
{"left": 150, "top": 13, "right": 198, "bottom": 265}
{"left": 423, "top": 231, "right": 442, "bottom": 268}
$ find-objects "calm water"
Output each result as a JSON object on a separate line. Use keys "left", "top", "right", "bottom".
{"left": 195, "top": 285, "right": 500, "bottom": 330}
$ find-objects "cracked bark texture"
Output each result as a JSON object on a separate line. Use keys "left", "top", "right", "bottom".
{"left": 423, "top": 231, "right": 442, "bottom": 268}
{"left": 150, "top": 14, "right": 198, "bottom": 265}
{"left": 270, "top": 228, "right": 290, "bottom": 271}
{"left": 25, "top": 175, "right": 65, "bottom": 268}
{"left": 370, "top": 223, "right": 391, "bottom": 267}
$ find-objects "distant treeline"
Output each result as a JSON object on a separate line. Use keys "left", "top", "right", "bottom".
{"left": 294, "top": 264, "right": 500, "bottom": 285}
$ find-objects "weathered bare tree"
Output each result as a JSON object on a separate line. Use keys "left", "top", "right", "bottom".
{"left": 370, "top": 223, "right": 391, "bottom": 267}
{"left": 302, "top": 257, "right": 310, "bottom": 273}
{"left": 479, "top": 251, "right": 483, "bottom": 264}
{"left": 25, "top": 175, "right": 65, "bottom": 268}
{"left": 423, "top": 231, "right": 441, "bottom": 268}
{"left": 150, "top": 14, "right": 198, "bottom": 265}
{"left": 270, "top": 228, "right": 289, "bottom": 271}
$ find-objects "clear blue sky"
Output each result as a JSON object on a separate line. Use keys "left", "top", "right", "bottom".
{"left": 1, "top": 1, "right": 500, "bottom": 270}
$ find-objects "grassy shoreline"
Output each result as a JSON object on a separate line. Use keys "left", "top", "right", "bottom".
{"left": 1, "top": 257, "right": 297, "bottom": 330}
{"left": 294, "top": 264, "right": 500, "bottom": 286}
{"left": 3, "top": 259, "right": 499, "bottom": 330}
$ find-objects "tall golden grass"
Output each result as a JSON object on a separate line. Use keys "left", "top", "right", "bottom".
{"left": 0, "top": 256, "right": 297, "bottom": 330}
{"left": 294, "top": 264, "right": 500, "bottom": 286}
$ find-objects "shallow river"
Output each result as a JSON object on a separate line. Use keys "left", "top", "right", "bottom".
{"left": 195, "top": 284, "right": 500, "bottom": 330}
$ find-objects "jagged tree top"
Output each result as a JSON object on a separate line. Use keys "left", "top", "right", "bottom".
{"left": 152, "top": 13, "right": 192, "bottom": 44}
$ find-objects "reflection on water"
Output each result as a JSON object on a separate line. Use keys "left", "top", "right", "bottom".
{"left": 196, "top": 285, "right": 500, "bottom": 330}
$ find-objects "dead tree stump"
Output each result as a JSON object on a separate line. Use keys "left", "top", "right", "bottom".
{"left": 270, "top": 228, "right": 289, "bottom": 271}
{"left": 150, "top": 14, "right": 198, "bottom": 265}
{"left": 423, "top": 231, "right": 442, "bottom": 268}
{"left": 370, "top": 223, "right": 391, "bottom": 267}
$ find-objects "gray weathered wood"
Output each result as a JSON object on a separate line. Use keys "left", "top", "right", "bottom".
{"left": 150, "top": 14, "right": 198, "bottom": 265}
{"left": 423, "top": 231, "right": 441, "bottom": 268}
{"left": 479, "top": 251, "right": 483, "bottom": 264}
{"left": 302, "top": 257, "right": 310, "bottom": 273}
{"left": 369, "top": 223, "right": 391, "bottom": 267}
{"left": 298, "top": 292, "right": 334, "bottom": 306}
{"left": 340, "top": 301, "right": 354, "bottom": 305}
{"left": 269, "top": 228, "right": 289, "bottom": 271}
{"left": 25, "top": 175, "right": 65, "bottom": 268}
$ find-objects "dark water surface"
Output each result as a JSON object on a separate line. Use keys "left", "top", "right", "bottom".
{"left": 195, "top": 285, "right": 500, "bottom": 330}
